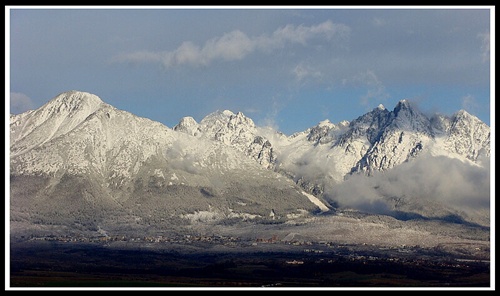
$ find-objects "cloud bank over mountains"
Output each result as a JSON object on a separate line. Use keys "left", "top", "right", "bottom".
{"left": 112, "top": 20, "right": 350, "bottom": 68}
{"left": 327, "top": 153, "right": 490, "bottom": 215}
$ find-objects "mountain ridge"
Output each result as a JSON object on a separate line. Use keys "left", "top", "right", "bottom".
{"left": 10, "top": 90, "right": 490, "bottom": 188}
{"left": 9, "top": 90, "right": 491, "bottom": 236}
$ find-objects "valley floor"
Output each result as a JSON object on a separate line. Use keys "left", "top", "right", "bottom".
{"left": 9, "top": 239, "right": 490, "bottom": 289}
{"left": 9, "top": 210, "right": 491, "bottom": 289}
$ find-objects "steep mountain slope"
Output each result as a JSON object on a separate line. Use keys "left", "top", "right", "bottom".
{"left": 10, "top": 91, "right": 328, "bottom": 235}
{"left": 10, "top": 91, "right": 104, "bottom": 158}
{"left": 174, "top": 110, "right": 277, "bottom": 169}
{"left": 177, "top": 100, "right": 489, "bottom": 196}
{"left": 172, "top": 99, "right": 490, "bottom": 226}
{"left": 10, "top": 91, "right": 490, "bottom": 237}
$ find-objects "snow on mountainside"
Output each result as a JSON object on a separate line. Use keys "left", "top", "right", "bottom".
{"left": 10, "top": 91, "right": 104, "bottom": 157}
{"left": 175, "top": 99, "right": 489, "bottom": 197}
{"left": 433, "top": 109, "right": 490, "bottom": 162}
{"left": 10, "top": 91, "right": 490, "bottom": 233}
{"left": 171, "top": 97, "right": 490, "bottom": 227}
{"left": 174, "top": 110, "right": 277, "bottom": 169}
{"left": 10, "top": 91, "right": 330, "bottom": 233}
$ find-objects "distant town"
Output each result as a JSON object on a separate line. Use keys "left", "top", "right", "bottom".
{"left": 23, "top": 233, "right": 490, "bottom": 268}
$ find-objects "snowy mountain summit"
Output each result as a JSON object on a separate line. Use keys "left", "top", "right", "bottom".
{"left": 174, "top": 109, "right": 277, "bottom": 168}
{"left": 10, "top": 91, "right": 491, "bottom": 234}
{"left": 172, "top": 98, "right": 489, "bottom": 187}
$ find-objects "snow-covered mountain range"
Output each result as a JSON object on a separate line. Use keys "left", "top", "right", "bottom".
{"left": 9, "top": 91, "right": 491, "bottom": 235}
{"left": 173, "top": 97, "right": 490, "bottom": 195}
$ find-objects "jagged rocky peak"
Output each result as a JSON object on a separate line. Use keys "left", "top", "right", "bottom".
{"left": 450, "top": 109, "right": 489, "bottom": 134}
{"left": 222, "top": 109, "right": 235, "bottom": 117}
{"left": 200, "top": 109, "right": 255, "bottom": 127}
{"left": 177, "top": 116, "right": 198, "bottom": 125}
{"left": 447, "top": 108, "right": 490, "bottom": 160}
{"left": 447, "top": 109, "right": 489, "bottom": 132}
{"left": 452, "top": 109, "right": 479, "bottom": 122}
{"left": 392, "top": 99, "right": 412, "bottom": 117}
{"left": 200, "top": 110, "right": 230, "bottom": 128}
{"left": 306, "top": 119, "right": 352, "bottom": 145}
{"left": 338, "top": 120, "right": 350, "bottom": 127}
{"left": 430, "top": 110, "right": 485, "bottom": 135}
{"left": 318, "top": 119, "right": 335, "bottom": 127}
{"left": 199, "top": 109, "right": 257, "bottom": 140}
{"left": 307, "top": 119, "right": 336, "bottom": 143}
{"left": 345, "top": 104, "right": 391, "bottom": 138}
{"left": 228, "top": 111, "right": 256, "bottom": 128}
{"left": 392, "top": 99, "right": 425, "bottom": 119}
{"left": 429, "top": 113, "right": 452, "bottom": 134}
{"left": 201, "top": 109, "right": 234, "bottom": 122}
{"left": 454, "top": 109, "right": 471, "bottom": 116}
{"left": 353, "top": 103, "right": 390, "bottom": 122}
{"left": 395, "top": 98, "right": 410, "bottom": 107}
{"left": 391, "top": 99, "right": 431, "bottom": 133}
{"left": 173, "top": 116, "right": 200, "bottom": 136}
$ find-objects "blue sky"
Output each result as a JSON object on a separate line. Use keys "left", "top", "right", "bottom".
{"left": 7, "top": 6, "right": 493, "bottom": 135}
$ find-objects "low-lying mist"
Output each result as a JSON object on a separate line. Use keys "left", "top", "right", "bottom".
{"left": 323, "top": 153, "right": 490, "bottom": 218}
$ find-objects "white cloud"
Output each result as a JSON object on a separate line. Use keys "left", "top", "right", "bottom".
{"left": 10, "top": 92, "right": 35, "bottom": 114}
{"left": 477, "top": 32, "right": 490, "bottom": 62}
{"left": 292, "top": 62, "right": 322, "bottom": 82}
{"left": 202, "top": 30, "right": 254, "bottom": 62}
{"left": 272, "top": 20, "right": 348, "bottom": 45}
{"left": 171, "top": 41, "right": 203, "bottom": 66}
{"left": 257, "top": 96, "right": 283, "bottom": 131}
{"left": 112, "top": 20, "right": 350, "bottom": 68}
{"left": 325, "top": 154, "right": 490, "bottom": 216}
